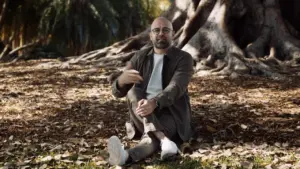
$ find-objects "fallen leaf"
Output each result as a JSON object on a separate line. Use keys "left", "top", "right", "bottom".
{"left": 62, "top": 151, "right": 71, "bottom": 158}
{"left": 54, "top": 154, "right": 62, "bottom": 160}
{"left": 212, "top": 145, "right": 221, "bottom": 150}
{"left": 221, "top": 163, "right": 227, "bottom": 169}
{"left": 39, "top": 164, "right": 48, "bottom": 169}
{"left": 12, "top": 141, "right": 21, "bottom": 146}
{"left": 79, "top": 147, "right": 87, "bottom": 153}
{"left": 64, "top": 127, "right": 72, "bottom": 133}
{"left": 282, "top": 142, "right": 289, "bottom": 147}
{"left": 198, "top": 149, "right": 210, "bottom": 154}
{"left": 97, "top": 121, "right": 104, "bottom": 129}
{"left": 60, "top": 159, "right": 73, "bottom": 163}
{"left": 224, "top": 142, "right": 234, "bottom": 148}
{"left": 190, "top": 152, "right": 204, "bottom": 158}
{"left": 196, "top": 137, "right": 203, "bottom": 143}
{"left": 240, "top": 161, "right": 254, "bottom": 169}
{"left": 75, "top": 160, "right": 85, "bottom": 165}
{"left": 265, "top": 164, "right": 272, "bottom": 169}
{"left": 209, "top": 118, "right": 218, "bottom": 123}
{"left": 275, "top": 142, "right": 281, "bottom": 147}
{"left": 95, "top": 160, "right": 107, "bottom": 165}
{"left": 50, "top": 145, "right": 62, "bottom": 152}
{"left": 40, "top": 155, "right": 53, "bottom": 162}
{"left": 80, "top": 138, "right": 90, "bottom": 147}
{"left": 278, "top": 164, "right": 292, "bottom": 169}
{"left": 92, "top": 156, "right": 105, "bottom": 162}
{"left": 9, "top": 135, "right": 14, "bottom": 141}
{"left": 223, "top": 149, "right": 232, "bottom": 157}
{"left": 241, "top": 124, "right": 248, "bottom": 129}
{"left": 206, "top": 125, "right": 217, "bottom": 133}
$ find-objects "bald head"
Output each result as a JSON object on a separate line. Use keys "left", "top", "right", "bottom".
{"left": 151, "top": 17, "right": 173, "bottom": 30}
{"left": 149, "top": 17, "right": 174, "bottom": 51}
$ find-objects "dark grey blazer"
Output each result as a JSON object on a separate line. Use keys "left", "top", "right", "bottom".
{"left": 112, "top": 46, "right": 194, "bottom": 141}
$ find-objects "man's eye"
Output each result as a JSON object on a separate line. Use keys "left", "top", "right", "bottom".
{"left": 152, "top": 29, "right": 160, "bottom": 33}
{"left": 163, "top": 29, "right": 170, "bottom": 33}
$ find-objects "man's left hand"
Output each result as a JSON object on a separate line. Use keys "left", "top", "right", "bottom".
{"left": 136, "top": 99, "right": 156, "bottom": 117}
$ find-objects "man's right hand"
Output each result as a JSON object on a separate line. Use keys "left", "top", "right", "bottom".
{"left": 117, "top": 69, "right": 143, "bottom": 88}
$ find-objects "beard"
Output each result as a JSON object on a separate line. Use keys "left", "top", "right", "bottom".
{"left": 154, "top": 39, "right": 170, "bottom": 49}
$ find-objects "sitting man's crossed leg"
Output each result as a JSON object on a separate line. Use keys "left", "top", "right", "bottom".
{"left": 108, "top": 88, "right": 179, "bottom": 165}
{"left": 107, "top": 16, "right": 194, "bottom": 166}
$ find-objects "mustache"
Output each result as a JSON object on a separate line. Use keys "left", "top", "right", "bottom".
{"left": 156, "top": 38, "right": 167, "bottom": 41}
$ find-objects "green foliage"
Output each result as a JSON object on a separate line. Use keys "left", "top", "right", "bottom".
{"left": 143, "top": 0, "right": 171, "bottom": 20}
{"left": 154, "top": 158, "right": 203, "bottom": 169}
{"left": 0, "top": 0, "right": 171, "bottom": 56}
{"left": 38, "top": 0, "right": 123, "bottom": 55}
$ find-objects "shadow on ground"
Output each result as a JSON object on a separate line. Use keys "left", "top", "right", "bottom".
{"left": 1, "top": 60, "right": 300, "bottom": 168}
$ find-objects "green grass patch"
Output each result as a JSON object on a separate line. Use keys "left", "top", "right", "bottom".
{"left": 153, "top": 158, "right": 203, "bottom": 169}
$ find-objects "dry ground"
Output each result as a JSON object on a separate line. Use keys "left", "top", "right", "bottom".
{"left": 0, "top": 59, "right": 300, "bottom": 169}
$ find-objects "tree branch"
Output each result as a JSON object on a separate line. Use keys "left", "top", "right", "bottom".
{"left": 177, "top": 0, "right": 217, "bottom": 48}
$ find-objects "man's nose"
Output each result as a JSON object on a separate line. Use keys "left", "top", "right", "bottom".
{"left": 158, "top": 30, "right": 164, "bottom": 35}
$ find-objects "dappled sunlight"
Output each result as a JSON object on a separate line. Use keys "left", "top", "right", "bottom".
{"left": 64, "top": 87, "right": 113, "bottom": 101}
{"left": 0, "top": 60, "right": 128, "bottom": 167}
{"left": 189, "top": 76, "right": 300, "bottom": 147}
{"left": 0, "top": 60, "right": 300, "bottom": 168}
{"left": 174, "top": 0, "right": 190, "bottom": 11}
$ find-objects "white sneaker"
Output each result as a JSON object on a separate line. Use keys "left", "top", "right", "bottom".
{"left": 107, "top": 136, "right": 129, "bottom": 166}
{"left": 160, "top": 138, "right": 179, "bottom": 160}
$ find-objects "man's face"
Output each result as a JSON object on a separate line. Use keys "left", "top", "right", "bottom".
{"left": 150, "top": 20, "right": 173, "bottom": 49}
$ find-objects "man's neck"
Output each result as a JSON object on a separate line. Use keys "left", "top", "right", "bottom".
{"left": 153, "top": 47, "right": 170, "bottom": 55}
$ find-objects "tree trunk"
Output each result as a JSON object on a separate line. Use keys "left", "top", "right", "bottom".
{"left": 0, "top": 32, "right": 14, "bottom": 61}
{"left": 66, "top": 0, "right": 300, "bottom": 77}
{"left": 0, "top": 0, "right": 9, "bottom": 31}
{"left": 0, "top": 0, "right": 9, "bottom": 58}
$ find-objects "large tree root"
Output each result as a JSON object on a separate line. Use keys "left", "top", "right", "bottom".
{"left": 0, "top": 32, "right": 14, "bottom": 62}
{"left": 245, "top": 0, "right": 300, "bottom": 75}
{"left": 63, "top": 0, "right": 300, "bottom": 78}
{"left": 182, "top": 0, "right": 249, "bottom": 76}
{"left": 175, "top": 0, "right": 217, "bottom": 48}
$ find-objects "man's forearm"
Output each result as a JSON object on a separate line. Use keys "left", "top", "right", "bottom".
{"left": 154, "top": 82, "right": 185, "bottom": 109}
{"left": 112, "top": 79, "right": 133, "bottom": 98}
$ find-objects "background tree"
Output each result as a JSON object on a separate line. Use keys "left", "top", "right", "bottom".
{"left": 0, "top": 0, "right": 166, "bottom": 61}
{"left": 70, "top": 0, "right": 300, "bottom": 78}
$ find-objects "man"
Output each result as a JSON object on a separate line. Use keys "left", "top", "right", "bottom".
{"left": 108, "top": 17, "right": 194, "bottom": 166}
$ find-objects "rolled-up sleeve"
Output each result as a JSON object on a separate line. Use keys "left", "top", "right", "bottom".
{"left": 111, "top": 79, "right": 132, "bottom": 98}
{"left": 111, "top": 52, "right": 139, "bottom": 98}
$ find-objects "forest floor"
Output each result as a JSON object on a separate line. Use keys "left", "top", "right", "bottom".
{"left": 0, "top": 59, "right": 300, "bottom": 169}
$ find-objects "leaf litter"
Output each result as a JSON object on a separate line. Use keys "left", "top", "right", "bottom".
{"left": 0, "top": 60, "right": 300, "bottom": 168}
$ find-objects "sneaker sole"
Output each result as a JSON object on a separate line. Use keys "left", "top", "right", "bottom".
{"left": 108, "top": 136, "right": 123, "bottom": 165}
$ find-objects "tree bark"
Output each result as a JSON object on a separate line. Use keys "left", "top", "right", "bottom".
{"left": 0, "top": 0, "right": 9, "bottom": 31}
{"left": 66, "top": 0, "right": 300, "bottom": 77}
{"left": 0, "top": 32, "right": 14, "bottom": 61}
{"left": 176, "top": 0, "right": 217, "bottom": 48}
{"left": 10, "top": 40, "right": 41, "bottom": 62}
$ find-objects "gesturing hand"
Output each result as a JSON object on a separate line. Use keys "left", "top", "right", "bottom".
{"left": 117, "top": 69, "right": 143, "bottom": 88}
{"left": 136, "top": 99, "right": 157, "bottom": 117}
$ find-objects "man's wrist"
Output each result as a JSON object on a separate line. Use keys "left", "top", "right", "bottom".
{"left": 117, "top": 79, "right": 124, "bottom": 88}
{"left": 150, "top": 98, "right": 160, "bottom": 109}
